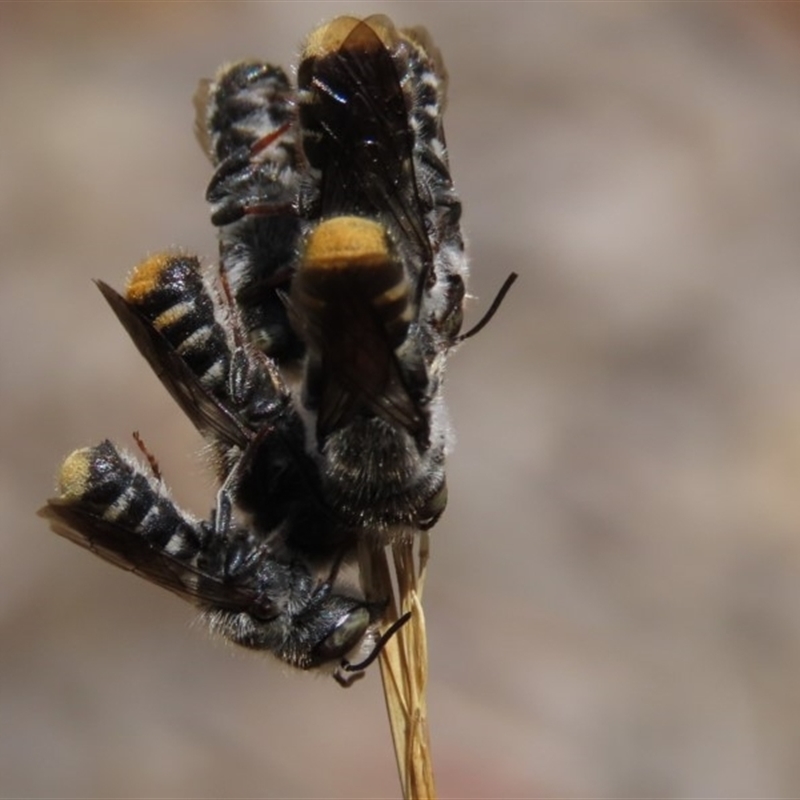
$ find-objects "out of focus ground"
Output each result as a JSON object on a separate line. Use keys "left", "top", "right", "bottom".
{"left": 4, "top": 2, "right": 800, "bottom": 797}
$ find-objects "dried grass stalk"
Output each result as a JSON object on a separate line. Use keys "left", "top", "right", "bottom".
{"left": 358, "top": 532, "right": 435, "bottom": 800}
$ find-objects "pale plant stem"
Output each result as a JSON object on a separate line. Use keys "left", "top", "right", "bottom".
{"left": 358, "top": 533, "right": 436, "bottom": 800}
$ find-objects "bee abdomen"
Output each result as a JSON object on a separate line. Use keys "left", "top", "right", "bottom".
{"left": 293, "top": 216, "right": 412, "bottom": 348}
{"left": 57, "top": 441, "right": 202, "bottom": 558}
{"left": 399, "top": 30, "right": 447, "bottom": 162}
{"left": 201, "top": 62, "right": 295, "bottom": 166}
{"left": 198, "top": 61, "right": 303, "bottom": 364}
{"left": 125, "top": 254, "right": 232, "bottom": 397}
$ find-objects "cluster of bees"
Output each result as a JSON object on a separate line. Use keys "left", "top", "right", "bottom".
{"left": 41, "top": 15, "right": 513, "bottom": 686}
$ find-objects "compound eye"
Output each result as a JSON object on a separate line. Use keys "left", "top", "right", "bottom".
{"left": 315, "top": 606, "right": 371, "bottom": 662}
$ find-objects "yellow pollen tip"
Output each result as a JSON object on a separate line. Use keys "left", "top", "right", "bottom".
{"left": 125, "top": 253, "right": 174, "bottom": 303}
{"left": 303, "top": 16, "right": 396, "bottom": 59}
{"left": 57, "top": 448, "right": 94, "bottom": 499}
{"left": 303, "top": 217, "right": 390, "bottom": 271}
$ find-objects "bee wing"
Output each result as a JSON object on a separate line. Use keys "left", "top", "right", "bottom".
{"left": 96, "top": 280, "right": 251, "bottom": 450}
{"left": 315, "top": 368, "right": 426, "bottom": 444}
{"left": 309, "top": 18, "right": 432, "bottom": 271}
{"left": 192, "top": 77, "right": 216, "bottom": 163}
{"left": 39, "top": 500, "right": 278, "bottom": 617}
{"left": 298, "top": 306, "right": 427, "bottom": 442}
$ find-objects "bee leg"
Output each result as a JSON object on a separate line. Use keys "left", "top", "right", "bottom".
{"left": 131, "top": 430, "right": 163, "bottom": 482}
{"left": 312, "top": 549, "right": 348, "bottom": 600}
{"left": 212, "top": 486, "right": 233, "bottom": 536}
{"left": 212, "top": 441, "right": 251, "bottom": 537}
{"left": 219, "top": 258, "right": 292, "bottom": 415}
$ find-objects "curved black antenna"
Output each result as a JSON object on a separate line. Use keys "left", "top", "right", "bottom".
{"left": 456, "top": 271, "right": 518, "bottom": 342}
{"left": 341, "top": 610, "right": 413, "bottom": 674}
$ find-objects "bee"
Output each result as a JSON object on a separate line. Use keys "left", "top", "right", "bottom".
{"left": 40, "top": 253, "right": 406, "bottom": 683}
{"left": 94, "top": 252, "right": 359, "bottom": 556}
{"left": 194, "top": 60, "right": 304, "bottom": 364}
{"left": 40, "top": 440, "right": 396, "bottom": 683}
{"left": 286, "top": 16, "right": 472, "bottom": 536}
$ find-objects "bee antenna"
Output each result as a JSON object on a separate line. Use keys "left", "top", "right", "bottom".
{"left": 340, "top": 610, "right": 413, "bottom": 674}
{"left": 456, "top": 271, "right": 518, "bottom": 342}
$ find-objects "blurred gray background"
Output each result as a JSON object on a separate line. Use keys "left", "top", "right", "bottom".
{"left": 4, "top": 1, "right": 800, "bottom": 797}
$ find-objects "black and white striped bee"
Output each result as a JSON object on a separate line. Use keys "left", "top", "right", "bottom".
{"left": 41, "top": 441, "right": 390, "bottom": 679}
{"left": 194, "top": 60, "right": 304, "bottom": 365}
{"left": 287, "top": 17, "right": 462, "bottom": 538}
{"left": 294, "top": 17, "right": 512, "bottom": 536}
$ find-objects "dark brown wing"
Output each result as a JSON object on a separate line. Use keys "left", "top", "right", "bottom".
{"left": 97, "top": 280, "right": 251, "bottom": 450}
{"left": 299, "top": 17, "right": 431, "bottom": 269}
{"left": 39, "top": 500, "right": 278, "bottom": 617}
{"left": 294, "top": 289, "right": 428, "bottom": 442}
